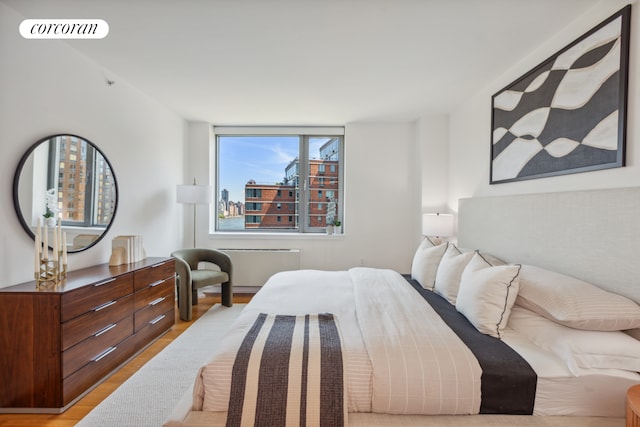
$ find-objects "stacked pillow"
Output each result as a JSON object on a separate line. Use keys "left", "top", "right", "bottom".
{"left": 433, "top": 244, "right": 474, "bottom": 304}
{"left": 410, "top": 238, "right": 448, "bottom": 291}
{"left": 409, "top": 240, "right": 640, "bottom": 353}
{"left": 411, "top": 241, "right": 522, "bottom": 338}
{"left": 455, "top": 252, "right": 521, "bottom": 338}
{"left": 516, "top": 265, "right": 640, "bottom": 331}
{"left": 508, "top": 306, "right": 640, "bottom": 375}
{"left": 505, "top": 264, "right": 640, "bottom": 373}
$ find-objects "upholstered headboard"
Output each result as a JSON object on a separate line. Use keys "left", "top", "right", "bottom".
{"left": 458, "top": 187, "right": 640, "bottom": 305}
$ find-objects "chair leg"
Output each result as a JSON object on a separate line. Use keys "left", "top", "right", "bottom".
{"left": 192, "top": 288, "right": 198, "bottom": 305}
{"left": 178, "top": 277, "right": 193, "bottom": 322}
{"left": 221, "top": 282, "right": 233, "bottom": 307}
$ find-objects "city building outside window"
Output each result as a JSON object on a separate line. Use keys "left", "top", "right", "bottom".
{"left": 47, "top": 135, "right": 115, "bottom": 227}
{"left": 214, "top": 127, "right": 344, "bottom": 233}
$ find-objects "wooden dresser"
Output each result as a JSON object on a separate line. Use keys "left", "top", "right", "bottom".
{"left": 0, "top": 257, "right": 175, "bottom": 413}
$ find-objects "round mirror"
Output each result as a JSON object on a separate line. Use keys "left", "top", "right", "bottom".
{"left": 13, "top": 134, "right": 118, "bottom": 253}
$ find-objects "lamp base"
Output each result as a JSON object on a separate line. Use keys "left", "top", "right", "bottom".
{"left": 427, "top": 236, "right": 447, "bottom": 246}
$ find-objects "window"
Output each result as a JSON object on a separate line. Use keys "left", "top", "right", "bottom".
{"left": 215, "top": 126, "right": 344, "bottom": 232}
{"left": 47, "top": 135, "right": 115, "bottom": 227}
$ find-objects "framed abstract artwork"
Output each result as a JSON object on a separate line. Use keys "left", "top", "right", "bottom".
{"left": 490, "top": 5, "right": 631, "bottom": 184}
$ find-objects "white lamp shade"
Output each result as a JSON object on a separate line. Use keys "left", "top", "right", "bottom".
{"left": 176, "top": 184, "right": 212, "bottom": 204}
{"left": 422, "top": 213, "right": 454, "bottom": 237}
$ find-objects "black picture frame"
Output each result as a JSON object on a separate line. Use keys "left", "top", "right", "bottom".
{"left": 490, "top": 5, "right": 631, "bottom": 184}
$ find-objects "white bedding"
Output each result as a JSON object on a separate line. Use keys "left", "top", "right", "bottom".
{"left": 351, "top": 267, "right": 481, "bottom": 414}
{"left": 503, "top": 306, "right": 640, "bottom": 417}
{"left": 192, "top": 268, "right": 640, "bottom": 419}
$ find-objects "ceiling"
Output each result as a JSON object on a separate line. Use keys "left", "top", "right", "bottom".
{"left": 3, "top": 0, "right": 601, "bottom": 125}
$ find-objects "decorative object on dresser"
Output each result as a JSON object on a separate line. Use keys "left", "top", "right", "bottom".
{"left": 34, "top": 217, "right": 68, "bottom": 286}
{"left": 13, "top": 133, "right": 118, "bottom": 253}
{"left": 0, "top": 257, "right": 175, "bottom": 413}
{"left": 491, "top": 5, "right": 631, "bottom": 184}
{"left": 109, "top": 235, "right": 146, "bottom": 266}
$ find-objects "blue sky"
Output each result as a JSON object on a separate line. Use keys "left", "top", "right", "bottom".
{"left": 218, "top": 136, "right": 327, "bottom": 203}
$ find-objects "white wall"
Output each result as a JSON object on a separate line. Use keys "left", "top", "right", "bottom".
{"left": 446, "top": 0, "right": 640, "bottom": 209}
{"left": 0, "top": 3, "right": 186, "bottom": 288}
{"left": 185, "top": 121, "right": 421, "bottom": 274}
{"left": 416, "top": 115, "right": 451, "bottom": 213}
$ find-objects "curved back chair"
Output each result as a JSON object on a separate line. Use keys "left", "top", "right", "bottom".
{"left": 171, "top": 248, "right": 233, "bottom": 321}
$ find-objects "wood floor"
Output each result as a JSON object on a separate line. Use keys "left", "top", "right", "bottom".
{"left": 0, "top": 293, "right": 252, "bottom": 427}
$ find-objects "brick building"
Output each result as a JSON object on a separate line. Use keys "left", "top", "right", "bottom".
{"left": 244, "top": 181, "right": 297, "bottom": 229}
{"left": 244, "top": 137, "right": 340, "bottom": 230}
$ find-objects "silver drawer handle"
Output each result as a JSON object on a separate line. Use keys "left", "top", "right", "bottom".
{"left": 92, "top": 346, "right": 117, "bottom": 362}
{"left": 149, "top": 297, "right": 166, "bottom": 306}
{"left": 94, "top": 300, "right": 116, "bottom": 312}
{"left": 94, "top": 278, "right": 116, "bottom": 287}
{"left": 94, "top": 323, "right": 117, "bottom": 337}
{"left": 149, "top": 314, "right": 166, "bottom": 325}
{"left": 149, "top": 279, "right": 165, "bottom": 287}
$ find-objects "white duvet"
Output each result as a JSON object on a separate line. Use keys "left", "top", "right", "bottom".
{"left": 193, "top": 268, "right": 482, "bottom": 415}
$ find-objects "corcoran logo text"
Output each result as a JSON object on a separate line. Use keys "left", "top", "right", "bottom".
{"left": 19, "top": 19, "right": 109, "bottom": 39}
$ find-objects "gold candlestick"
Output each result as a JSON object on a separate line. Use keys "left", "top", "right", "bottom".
{"left": 36, "top": 257, "right": 58, "bottom": 287}
{"left": 36, "top": 253, "right": 66, "bottom": 288}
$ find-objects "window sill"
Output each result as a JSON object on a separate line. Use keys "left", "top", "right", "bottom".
{"left": 209, "top": 231, "right": 345, "bottom": 241}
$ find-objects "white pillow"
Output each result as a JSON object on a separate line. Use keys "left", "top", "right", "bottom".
{"left": 516, "top": 265, "right": 640, "bottom": 331}
{"left": 456, "top": 248, "right": 506, "bottom": 267}
{"left": 411, "top": 239, "right": 448, "bottom": 290}
{"left": 477, "top": 252, "right": 506, "bottom": 267}
{"left": 456, "top": 252, "right": 522, "bottom": 338}
{"left": 508, "top": 306, "right": 640, "bottom": 375}
{"left": 434, "top": 244, "right": 473, "bottom": 304}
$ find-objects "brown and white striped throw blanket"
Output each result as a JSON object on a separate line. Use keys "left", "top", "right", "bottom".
{"left": 225, "top": 313, "right": 347, "bottom": 427}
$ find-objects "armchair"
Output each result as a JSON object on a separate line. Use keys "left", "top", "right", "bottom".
{"left": 171, "top": 248, "right": 233, "bottom": 321}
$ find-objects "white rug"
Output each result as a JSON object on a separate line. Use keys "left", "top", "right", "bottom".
{"left": 76, "top": 304, "right": 245, "bottom": 427}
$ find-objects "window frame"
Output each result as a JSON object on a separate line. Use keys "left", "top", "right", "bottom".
{"left": 213, "top": 126, "right": 344, "bottom": 234}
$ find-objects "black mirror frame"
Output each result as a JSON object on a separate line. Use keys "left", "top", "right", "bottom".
{"left": 12, "top": 134, "right": 119, "bottom": 253}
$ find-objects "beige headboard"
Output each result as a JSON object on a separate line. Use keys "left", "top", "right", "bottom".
{"left": 458, "top": 187, "right": 640, "bottom": 305}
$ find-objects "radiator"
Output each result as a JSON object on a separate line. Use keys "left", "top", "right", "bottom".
{"left": 218, "top": 249, "right": 300, "bottom": 286}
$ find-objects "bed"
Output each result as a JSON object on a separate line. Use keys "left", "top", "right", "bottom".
{"left": 165, "top": 188, "right": 640, "bottom": 427}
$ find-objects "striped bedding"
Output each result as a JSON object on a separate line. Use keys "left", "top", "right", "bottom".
{"left": 350, "top": 267, "right": 483, "bottom": 414}
{"left": 193, "top": 268, "right": 489, "bottom": 418}
{"left": 226, "top": 313, "right": 346, "bottom": 427}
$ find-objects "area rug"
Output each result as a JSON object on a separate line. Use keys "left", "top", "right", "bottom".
{"left": 76, "top": 304, "right": 245, "bottom": 427}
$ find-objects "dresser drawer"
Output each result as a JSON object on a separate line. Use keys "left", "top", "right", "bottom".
{"left": 62, "top": 294, "right": 134, "bottom": 351}
{"left": 134, "top": 260, "right": 175, "bottom": 292}
{"left": 133, "top": 308, "right": 175, "bottom": 347}
{"left": 134, "top": 276, "right": 174, "bottom": 311}
{"left": 134, "top": 292, "right": 174, "bottom": 332}
{"left": 61, "top": 273, "right": 134, "bottom": 322}
{"left": 63, "top": 333, "right": 139, "bottom": 405}
{"left": 62, "top": 315, "right": 133, "bottom": 379}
